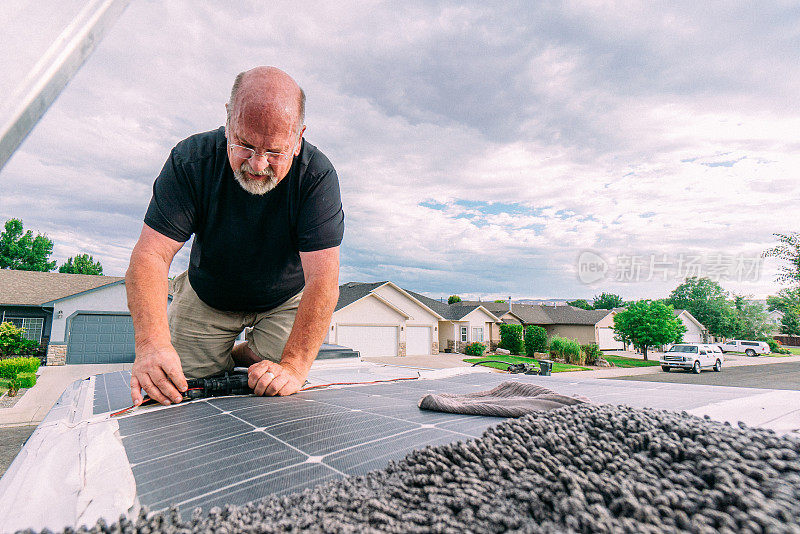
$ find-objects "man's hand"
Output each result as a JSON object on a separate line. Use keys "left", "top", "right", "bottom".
{"left": 130, "top": 344, "right": 188, "bottom": 406}
{"left": 247, "top": 360, "right": 305, "bottom": 396}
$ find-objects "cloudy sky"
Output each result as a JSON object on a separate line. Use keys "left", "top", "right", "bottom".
{"left": 2, "top": 1, "right": 798, "bottom": 301}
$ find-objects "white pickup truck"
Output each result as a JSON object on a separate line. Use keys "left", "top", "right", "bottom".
{"left": 719, "top": 339, "right": 771, "bottom": 356}
{"left": 660, "top": 344, "right": 724, "bottom": 373}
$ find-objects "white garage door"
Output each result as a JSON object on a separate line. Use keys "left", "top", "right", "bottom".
{"left": 406, "top": 326, "right": 431, "bottom": 356}
{"left": 337, "top": 325, "right": 397, "bottom": 358}
{"left": 597, "top": 327, "right": 624, "bottom": 350}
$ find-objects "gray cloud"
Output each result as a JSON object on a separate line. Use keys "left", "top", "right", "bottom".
{"left": 0, "top": 0, "right": 798, "bottom": 300}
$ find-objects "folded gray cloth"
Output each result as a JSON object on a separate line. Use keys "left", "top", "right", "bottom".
{"left": 418, "top": 381, "right": 589, "bottom": 417}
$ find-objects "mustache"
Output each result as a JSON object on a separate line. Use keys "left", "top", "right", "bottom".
{"left": 240, "top": 161, "right": 275, "bottom": 177}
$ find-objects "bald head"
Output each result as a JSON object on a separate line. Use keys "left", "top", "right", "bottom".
{"left": 227, "top": 67, "right": 305, "bottom": 134}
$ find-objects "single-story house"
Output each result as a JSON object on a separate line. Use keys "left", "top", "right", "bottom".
{"left": 403, "top": 293, "right": 502, "bottom": 353}
{"left": 0, "top": 269, "right": 131, "bottom": 365}
{"left": 454, "top": 301, "right": 624, "bottom": 350}
{"left": 329, "top": 281, "right": 443, "bottom": 358}
{"left": 329, "top": 282, "right": 502, "bottom": 357}
{"left": 325, "top": 281, "right": 441, "bottom": 357}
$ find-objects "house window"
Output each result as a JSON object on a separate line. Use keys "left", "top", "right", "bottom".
{"left": 472, "top": 327, "right": 484, "bottom": 342}
{"left": 460, "top": 326, "right": 468, "bottom": 342}
{"left": 5, "top": 317, "right": 44, "bottom": 343}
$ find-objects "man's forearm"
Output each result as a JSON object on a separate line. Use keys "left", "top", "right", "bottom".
{"left": 126, "top": 248, "right": 171, "bottom": 349}
{"left": 279, "top": 275, "right": 339, "bottom": 376}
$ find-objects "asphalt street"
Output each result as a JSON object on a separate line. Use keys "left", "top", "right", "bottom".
{"left": 609, "top": 360, "right": 800, "bottom": 391}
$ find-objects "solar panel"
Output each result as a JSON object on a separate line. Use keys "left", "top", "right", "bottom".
{"left": 102, "top": 368, "right": 770, "bottom": 519}
{"left": 92, "top": 342, "right": 360, "bottom": 415}
{"left": 115, "top": 374, "right": 511, "bottom": 517}
{"left": 93, "top": 370, "right": 136, "bottom": 414}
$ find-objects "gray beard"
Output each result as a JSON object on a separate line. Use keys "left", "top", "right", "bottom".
{"left": 233, "top": 162, "right": 278, "bottom": 195}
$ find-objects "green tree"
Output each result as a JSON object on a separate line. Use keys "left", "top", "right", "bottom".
{"left": 592, "top": 292, "right": 624, "bottom": 310}
{"left": 567, "top": 299, "right": 593, "bottom": 310}
{"left": 781, "top": 312, "right": 800, "bottom": 336}
{"left": 767, "top": 287, "right": 800, "bottom": 315}
{"left": 59, "top": 253, "right": 103, "bottom": 275}
{"left": 664, "top": 277, "right": 736, "bottom": 338}
{"left": 612, "top": 300, "right": 686, "bottom": 361}
{"left": 447, "top": 295, "right": 462, "bottom": 304}
{"left": 763, "top": 232, "right": 800, "bottom": 285}
{"left": 498, "top": 324, "right": 524, "bottom": 355}
{"left": 0, "top": 219, "right": 56, "bottom": 271}
{"left": 524, "top": 325, "right": 548, "bottom": 355}
{"left": 731, "top": 296, "right": 772, "bottom": 339}
{"left": 493, "top": 299, "right": 506, "bottom": 303}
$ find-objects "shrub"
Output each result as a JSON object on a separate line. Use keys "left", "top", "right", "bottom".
{"left": 0, "top": 356, "right": 40, "bottom": 379}
{"left": 563, "top": 339, "right": 583, "bottom": 365}
{"left": 464, "top": 342, "right": 486, "bottom": 357}
{"left": 765, "top": 339, "right": 791, "bottom": 354}
{"left": 16, "top": 372, "right": 36, "bottom": 389}
{"left": 581, "top": 343, "right": 603, "bottom": 365}
{"left": 550, "top": 336, "right": 583, "bottom": 364}
{"left": 0, "top": 322, "right": 39, "bottom": 357}
{"left": 498, "top": 324, "right": 524, "bottom": 355}
{"left": 549, "top": 336, "right": 566, "bottom": 360}
{"left": 524, "top": 326, "right": 548, "bottom": 356}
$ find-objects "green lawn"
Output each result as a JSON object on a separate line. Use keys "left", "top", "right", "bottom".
{"left": 602, "top": 355, "right": 661, "bottom": 367}
{"left": 785, "top": 347, "right": 800, "bottom": 355}
{"left": 463, "top": 355, "right": 590, "bottom": 373}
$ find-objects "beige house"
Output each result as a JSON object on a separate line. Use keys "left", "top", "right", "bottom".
{"left": 673, "top": 309, "right": 707, "bottom": 343}
{"left": 328, "top": 282, "right": 443, "bottom": 358}
{"left": 438, "top": 305, "right": 501, "bottom": 353}
{"left": 329, "top": 282, "right": 502, "bottom": 356}
{"left": 453, "top": 301, "right": 623, "bottom": 349}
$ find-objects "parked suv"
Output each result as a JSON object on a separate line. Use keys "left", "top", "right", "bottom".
{"left": 660, "top": 343, "right": 724, "bottom": 373}
{"left": 719, "top": 340, "right": 770, "bottom": 356}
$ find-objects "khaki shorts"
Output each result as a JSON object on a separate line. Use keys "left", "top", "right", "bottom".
{"left": 168, "top": 271, "right": 303, "bottom": 378}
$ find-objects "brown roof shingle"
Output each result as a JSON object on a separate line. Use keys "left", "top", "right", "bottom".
{"left": 0, "top": 270, "right": 124, "bottom": 306}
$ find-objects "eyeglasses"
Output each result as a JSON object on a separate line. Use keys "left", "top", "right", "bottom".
{"left": 227, "top": 133, "right": 300, "bottom": 164}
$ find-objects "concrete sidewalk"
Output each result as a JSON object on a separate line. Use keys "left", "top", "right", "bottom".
{"left": 0, "top": 364, "right": 132, "bottom": 427}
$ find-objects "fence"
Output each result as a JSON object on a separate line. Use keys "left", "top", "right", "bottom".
{"left": 774, "top": 335, "right": 800, "bottom": 347}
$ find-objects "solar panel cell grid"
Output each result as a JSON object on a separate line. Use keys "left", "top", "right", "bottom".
{"left": 115, "top": 374, "right": 509, "bottom": 517}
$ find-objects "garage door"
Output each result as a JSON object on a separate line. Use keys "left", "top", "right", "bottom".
{"left": 597, "top": 327, "right": 624, "bottom": 350}
{"left": 406, "top": 326, "right": 431, "bottom": 356}
{"left": 67, "top": 313, "right": 135, "bottom": 364}
{"left": 337, "top": 325, "right": 397, "bottom": 358}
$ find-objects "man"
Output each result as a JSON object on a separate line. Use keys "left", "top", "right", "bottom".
{"left": 126, "top": 67, "right": 343, "bottom": 406}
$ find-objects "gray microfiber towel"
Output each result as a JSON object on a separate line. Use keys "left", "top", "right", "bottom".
{"left": 417, "top": 380, "right": 589, "bottom": 417}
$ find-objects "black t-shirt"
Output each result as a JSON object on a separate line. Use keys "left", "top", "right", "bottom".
{"left": 144, "top": 127, "right": 344, "bottom": 312}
